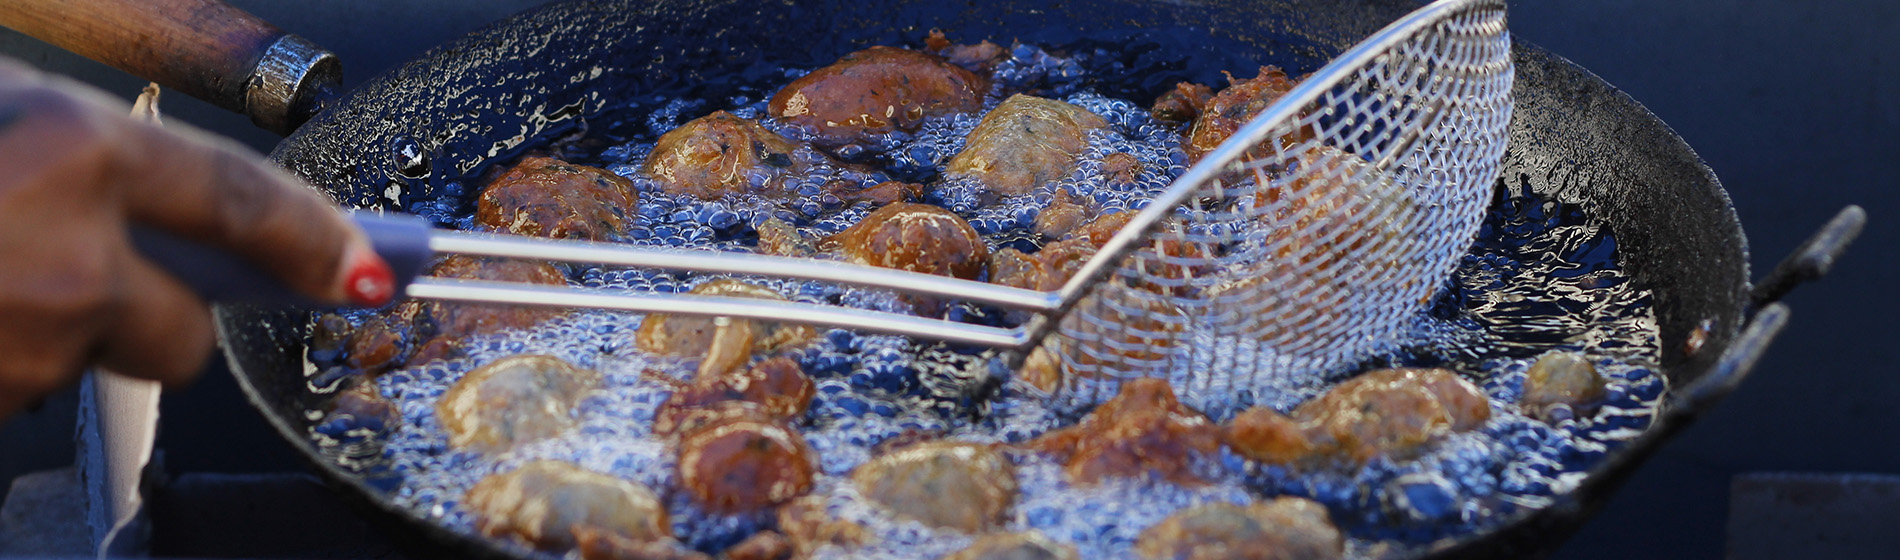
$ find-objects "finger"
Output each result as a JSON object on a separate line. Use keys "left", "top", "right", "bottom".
{"left": 113, "top": 119, "right": 389, "bottom": 306}
{"left": 0, "top": 302, "right": 103, "bottom": 418}
{"left": 0, "top": 87, "right": 119, "bottom": 415}
{"left": 94, "top": 245, "right": 217, "bottom": 387}
{"left": 0, "top": 64, "right": 393, "bottom": 307}
{"left": 0, "top": 56, "right": 44, "bottom": 88}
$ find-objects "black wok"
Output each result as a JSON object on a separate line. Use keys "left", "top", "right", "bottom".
{"left": 29, "top": 0, "right": 1857, "bottom": 557}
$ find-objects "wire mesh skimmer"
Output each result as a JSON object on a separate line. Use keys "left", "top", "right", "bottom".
{"left": 390, "top": 0, "right": 1514, "bottom": 409}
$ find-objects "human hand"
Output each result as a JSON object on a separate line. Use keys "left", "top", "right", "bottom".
{"left": 0, "top": 57, "right": 392, "bottom": 418}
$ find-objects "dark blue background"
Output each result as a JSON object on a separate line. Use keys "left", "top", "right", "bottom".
{"left": 2, "top": 1, "right": 1894, "bottom": 557}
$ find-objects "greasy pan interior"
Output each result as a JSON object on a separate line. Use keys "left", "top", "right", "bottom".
{"left": 215, "top": 0, "right": 1757, "bottom": 557}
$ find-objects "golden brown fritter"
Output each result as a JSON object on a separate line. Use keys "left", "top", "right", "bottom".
{"left": 987, "top": 247, "right": 1054, "bottom": 292}
{"left": 1151, "top": 81, "right": 1215, "bottom": 126}
{"left": 1520, "top": 351, "right": 1607, "bottom": 420}
{"left": 1026, "top": 378, "right": 1222, "bottom": 485}
{"left": 310, "top": 312, "right": 352, "bottom": 359}
{"left": 777, "top": 496, "right": 873, "bottom": 556}
{"left": 408, "top": 256, "right": 569, "bottom": 366}
{"left": 676, "top": 408, "right": 817, "bottom": 513}
{"left": 852, "top": 441, "right": 1018, "bottom": 533}
{"left": 475, "top": 156, "right": 635, "bottom": 241}
{"left": 1197, "top": 145, "right": 1418, "bottom": 350}
{"left": 1133, "top": 499, "right": 1344, "bottom": 560}
{"left": 1032, "top": 189, "right": 1094, "bottom": 239}
{"left": 946, "top": 95, "right": 1109, "bottom": 197}
{"left": 635, "top": 279, "right": 816, "bottom": 378}
{"left": 643, "top": 111, "right": 809, "bottom": 200}
{"left": 770, "top": 46, "right": 988, "bottom": 148}
{"left": 721, "top": 531, "right": 795, "bottom": 560}
{"left": 321, "top": 381, "right": 397, "bottom": 432}
{"left": 1185, "top": 67, "right": 1303, "bottom": 163}
{"left": 576, "top": 530, "right": 710, "bottom": 560}
{"left": 437, "top": 355, "right": 598, "bottom": 453}
{"left": 944, "top": 532, "right": 1080, "bottom": 560}
{"left": 1100, "top": 152, "right": 1145, "bottom": 186}
{"left": 828, "top": 202, "right": 989, "bottom": 280}
{"left": 827, "top": 180, "right": 924, "bottom": 206}
{"left": 654, "top": 356, "right": 814, "bottom": 435}
{"left": 983, "top": 237, "right": 1101, "bottom": 292}
{"left": 1067, "top": 210, "right": 1134, "bottom": 247}
{"left": 987, "top": 210, "right": 1151, "bottom": 293}
{"left": 345, "top": 300, "right": 426, "bottom": 375}
{"left": 1249, "top": 147, "right": 1411, "bottom": 268}
{"left": 465, "top": 461, "right": 671, "bottom": 552}
{"left": 426, "top": 256, "right": 568, "bottom": 336}
{"left": 425, "top": 254, "right": 568, "bottom": 286}
{"left": 924, "top": 30, "right": 1009, "bottom": 75}
{"left": 1018, "top": 346, "right": 1065, "bottom": 395}
{"left": 1051, "top": 288, "right": 1190, "bottom": 379}
{"left": 341, "top": 254, "right": 568, "bottom": 373}
{"left": 755, "top": 217, "right": 818, "bottom": 258}
{"left": 1224, "top": 368, "right": 1491, "bottom": 467}
{"left": 1016, "top": 236, "right": 1101, "bottom": 291}
{"left": 1222, "top": 409, "right": 1315, "bottom": 466}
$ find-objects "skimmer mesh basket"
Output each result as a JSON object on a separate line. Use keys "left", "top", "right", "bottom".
{"left": 1044, "top": 0, "right": 1513, "bottom": 411}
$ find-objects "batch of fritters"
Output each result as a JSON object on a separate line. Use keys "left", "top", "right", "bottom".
{"left": 308, "top": 33, "right": 1621, "bottom": 560}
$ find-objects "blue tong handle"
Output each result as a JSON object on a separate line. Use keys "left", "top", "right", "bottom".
{"left": 129, "top": 213, "right": 436, "bottom": 306}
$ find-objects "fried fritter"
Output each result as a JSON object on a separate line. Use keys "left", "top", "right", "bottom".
{"left": 1133, "top": 498, "right": 1343, "bottom": 560}
{"left": 676, "top": 409, "right": 817, "bottom": 513}
{"left": 643, "top": 111, "right": 809, "bottom": 200}
{"left": 636, "top": 279, "right": 816, "bottom": 378}
{"left": 945, "top": 532, "right": 1080, "bottom": 560}
{"left": 476, "top": 156, "right": 635, "bottom": 241}
{"left": 1520, "top": 351, "right": 1607, "bottom": 421}
{"left": 770, "top": 46, "right": 988, "bottom": 149}
{"left": 1151, "top": 81, "right": 1215, "bottom": 126}
{"left": 852, "top": 441, "right": 1017, "bottom": 532}
{"left": 1185, "top": 67, "right": 1302, "bottom": 163}
{"left": 1225, "top": 368, "right": 1491, "bottom": 467}
{"left": 654, "top": 356, "right": 814, "bottom": 435}
{"left": 466, "top": 461, "right": 671, "bottom": 552}
{"left": 438, "top": 355, "right": 597, "bottom": 453}
{"left": 829, "top": 202, "right": 989, "bottom": 280}
{"left": 1027, "top": 378, "right": 1222, "bottom": 485}
{"left": 946, "top": 95, "right": 1108, "bottom": 197}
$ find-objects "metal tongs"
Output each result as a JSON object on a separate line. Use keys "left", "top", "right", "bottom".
{"left": 391, "top": 215, "right": 1057, "bottom": 350}
{"left": 135, "top": 211, "right": 1061, "bottom": 349}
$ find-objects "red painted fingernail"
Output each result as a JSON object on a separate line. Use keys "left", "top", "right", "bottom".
{"left": 343, "top": 248, "right": 395, "bottom": 307}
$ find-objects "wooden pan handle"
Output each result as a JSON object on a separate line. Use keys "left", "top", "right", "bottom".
{"left": 0, "top": 0, "right": 340, "bottom": 135}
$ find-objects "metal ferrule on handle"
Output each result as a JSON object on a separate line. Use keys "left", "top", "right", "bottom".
{"left": 245, "top": 34, "right": 340, "bottom": 135}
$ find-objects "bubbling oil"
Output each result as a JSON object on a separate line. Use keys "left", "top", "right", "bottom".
{"left": 309, "top": 39, "right": 1666, "bottom": 559}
